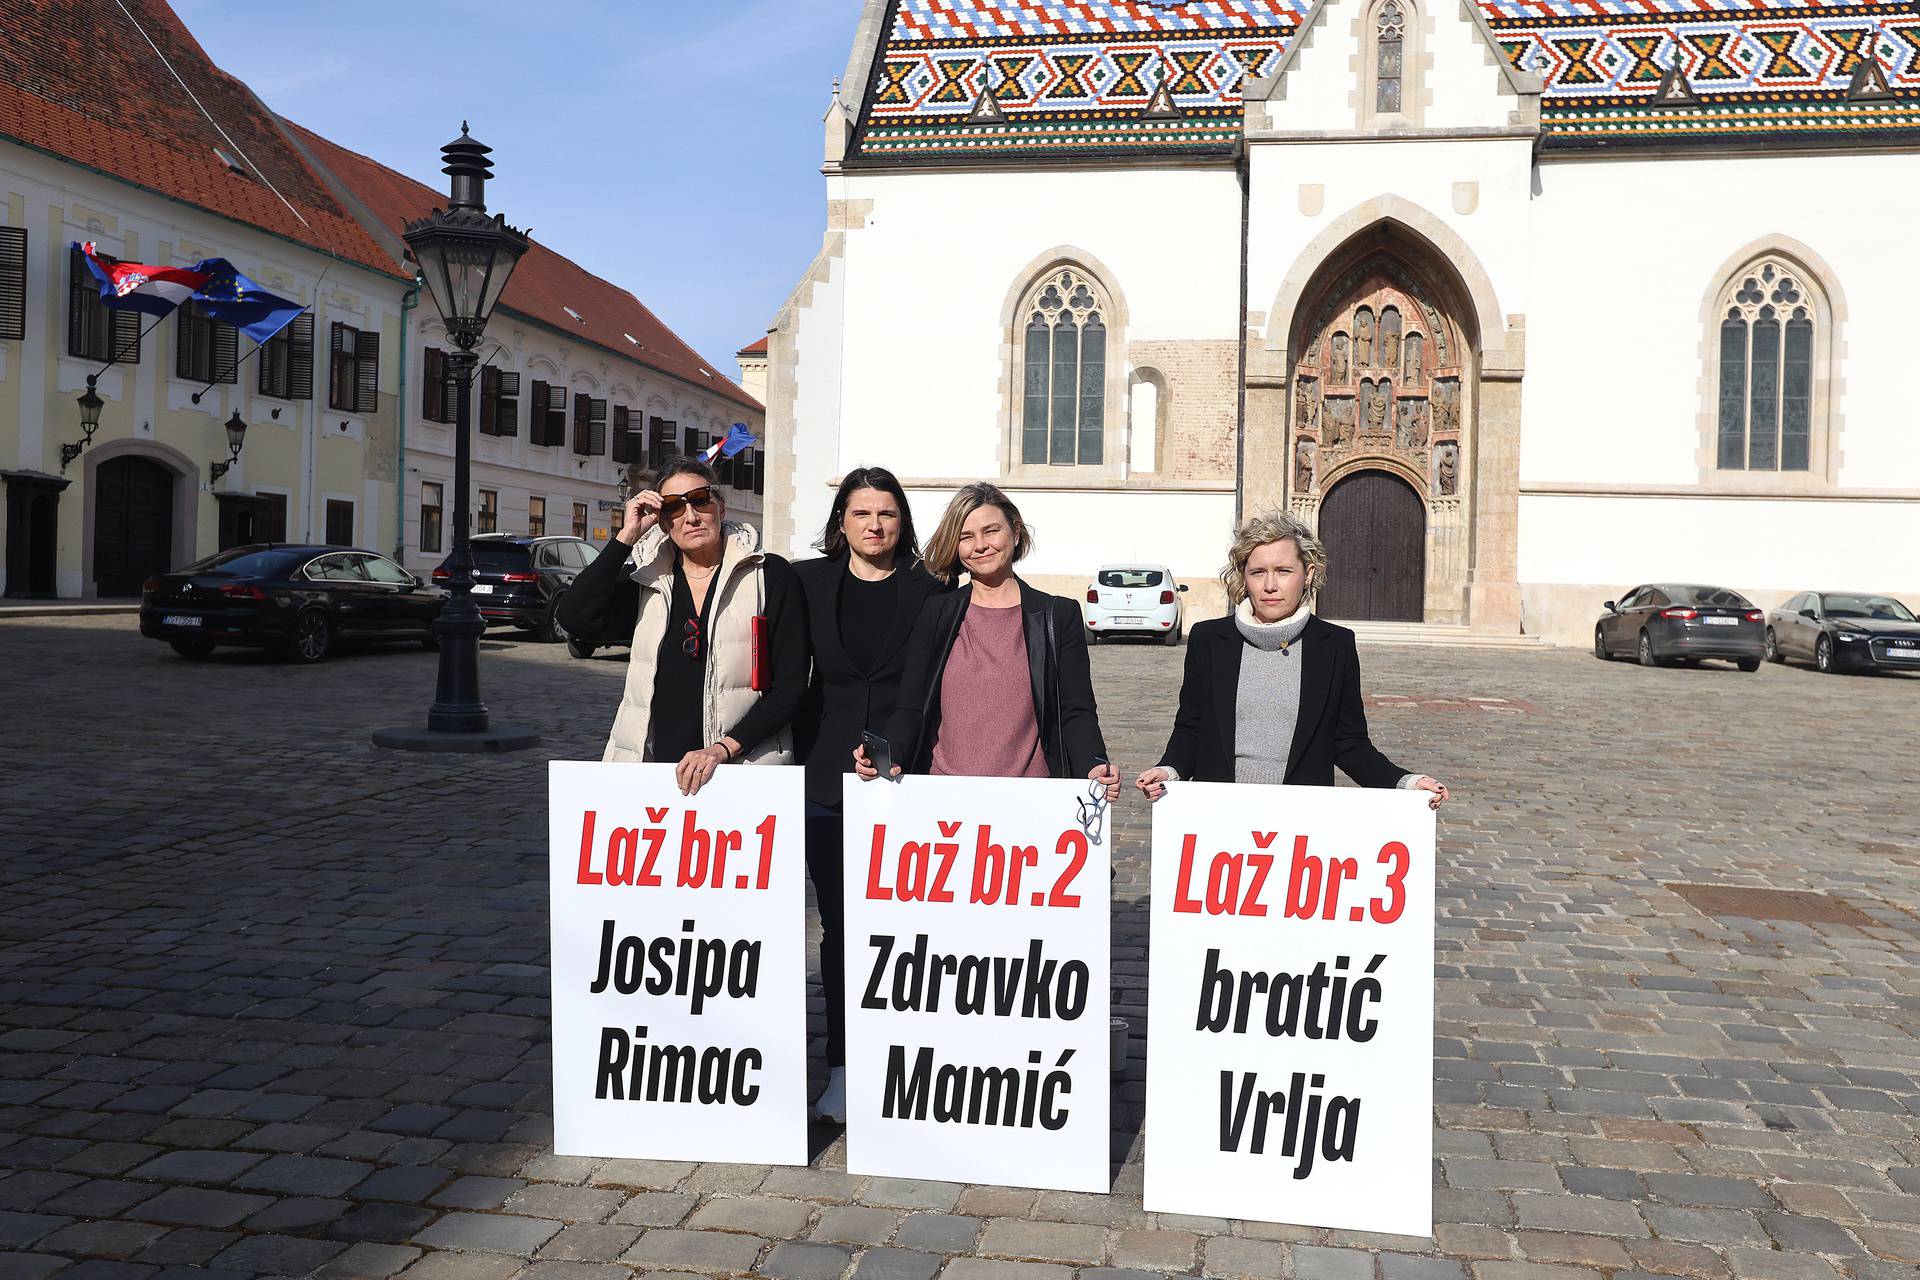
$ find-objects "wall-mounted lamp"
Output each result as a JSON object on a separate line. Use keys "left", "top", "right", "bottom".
{"left": 209, "top": 409, "right": 248, "bottom": 483}
{"left": 61, "top": 377, "right": 105, "bottom": 472}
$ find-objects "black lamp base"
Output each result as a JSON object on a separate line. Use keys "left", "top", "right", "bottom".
{"left": 370, "top": 723, "right": 541, "bottom": 753}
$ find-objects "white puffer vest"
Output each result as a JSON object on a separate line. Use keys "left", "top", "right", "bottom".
{"left": 601, "top": 521, "right": 794, "bottom": 766}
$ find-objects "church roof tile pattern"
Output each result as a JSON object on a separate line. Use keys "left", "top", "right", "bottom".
{"left": 851, "top": 0, "right": 1920, "bottom": 158}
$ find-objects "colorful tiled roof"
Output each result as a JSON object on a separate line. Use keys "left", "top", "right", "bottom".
{"left": 850, "top": 0, "right": 1920, "bottom": 159}
{"left": 0, "top": 0, "right": 400, "bottom": 276}
{"left": 290, "top": 125, "right": 762, "bottom": 413}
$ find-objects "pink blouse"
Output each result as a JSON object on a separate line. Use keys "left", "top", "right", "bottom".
{"left": 929, "top": 602, "right": 1048, "bottom": 778}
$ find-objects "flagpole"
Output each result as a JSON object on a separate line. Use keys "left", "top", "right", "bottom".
{"left": 90, "top": 310, "right": 170, "bottom": 382}
{"left": 190, "top": 338, "right": 270, "bottom": 405}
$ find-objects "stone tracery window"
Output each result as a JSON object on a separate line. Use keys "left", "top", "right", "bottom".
{"left": 1376, "top": 0, "right": 1406, "bottom": 112}
{"left": 1020, "top": 268, "right": 1106, "bottom": 466}
{"left": 1715, "top": 259, "right": 1819, "bottom": 472}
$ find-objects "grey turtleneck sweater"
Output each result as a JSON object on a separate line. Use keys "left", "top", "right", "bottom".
{"left": 1232, "top": 600, "right": 1312, "bottom": 784}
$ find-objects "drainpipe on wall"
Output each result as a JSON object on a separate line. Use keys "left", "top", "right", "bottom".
{"left": 395, "top": 274, "right": 421, "bottom": 561}
{"left": 1234, "top": 150, "right": 1251, "bottom": 526}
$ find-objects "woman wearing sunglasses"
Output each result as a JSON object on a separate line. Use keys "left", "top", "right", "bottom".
{"left": 558, "top": 457, "right": 807, "bottom": 796}
{"left": 854, "top": 483, "right": 1119, "bottom": 802}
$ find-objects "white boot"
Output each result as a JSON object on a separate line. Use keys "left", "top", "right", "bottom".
{"left": 813, "top": 1066, "right": 847, "bottom": 1123}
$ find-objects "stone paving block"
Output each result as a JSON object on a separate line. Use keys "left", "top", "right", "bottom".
{"left": 941, "top": 1260, "right": 1075, "bottom": 1280}
{"left": 593, "top": 1160, "right": 699, "bottom": 1192}
{"left": 621, "top": 1227, "right": 766, "bottom": 1272}
{"left": 686, "top": 1195, "right": 814, "bottom": 1238}
{"left": 520, "top": 1263, "right": 638, "bottom": 1280}
{"left": 413, "top": 1211, "right": 565, "bottom": 1255}
{"left": 0, "top": 1253, "right": 72, "bottom": 1280}
{"left": 1472, "top": 1263, "right": 1603, "bottom": 1280}
{"left": 36, "top": 1218, "right": 170, "bottom": 1257}
{"left": 317, "top": 1241, "right": 426, "bottom": 1278}
{"left": 955, "top": 1187, "right": 1038, "bottom": 1218}
{"left": 681, "top": 1164, "right": 770, "bottom": 1196}
{"left": 1643, "top": 1173, "right": 1774, "bottom": 1209}
{"left": 1290, "top": 1245, "right": 1376, "bottom": 1280}
{"left": 1762, "top": 1213, "right": 1865, "bottom": 1256}
{"left": 1622, "top": 1238, "right": 1731, "bottom": 1279}
{"left": 38, "top": 1263, "right": 162, "bottom": 1280}
{"left": 428, "top": 1176, "right": 526, "bottom": 1210}
{"left": 1447, "top": 1161, "right": 1562, "bottom": 1193}
{"left": 977, "top": 1219, "right": 1106, "bottom": 1264}
{"left": 1381, "top": 1255, "right": 1468, "bottom": 1280}
{"left": 331, "top": 1201, "right": 437, "bottom": 1242}
{"left": 760, "top": 1241, "right": 855, "bottom": 1280}
{"left": 241, "top": 1195, "right": 352, "bottom": 1232}
{"left": 1720, "top": 1247, "right": 1844, "bottom": 1280}
{"left": 1859, "top": 1228, "right": 1920, "bottom": 1265}
{"left": 506, "top": 1183, "right": 628, "bottom": 1224}
{"left": 610, "top": 1191, "right": 699, "bottom": 1228}
{"left": 862, "top": 1179, "right": 966, "bottom": 1211}
{"left": 1515, "top": 1231, "right": 1632, "bottom": 1269}
{"left": 1512, "top": 1193, "right": 1650, "bottom": 1237}
{"left": 129, "top": 1186, "right": 275, "bottom": 1228}
{"left": 234, "top": 1153, "right": 375, "bottom": 1197}
{"left": 354, "top": 1166, "right": 454, "bottom": 1203}
{"left": 760, "top": 1169, "right": 864, "bottom": 1201}
{"left": 1558, "top": 1167, "right": 1646, "bottom": 1200}
{"left": 1643, "top": 1206, "right": 1770, "bottom": 1247}
{"left": 1203, "top": 1235, "right": 1292, "bottom": 1278}
{"left": 126, "top": 1150, "right": 266, "bottom": 1184}
{"left": 538, "top": 1224, "right": 645, "bottom": 1262}
{"left": 811, "top": 1206, "right": 902, "bottom": 1246}
{"left": 1107, "top": 1226, "right": 1199, "bottom": 1270}
{"left": 851, "top": 1248, "right": 941, "bottom": 1280}
{"left": 132, "top": 1225, "right": 239, "bottom": 1266}
{"left": 395, "top": 1255, "right": 525, "bottom": 1280}
{"left": 210, "top": 1232, "right": 350, "bottom": 1274}
{"left": 0, "top": 1209, "right": 72, "bottom": 1247}
{"left": 1079, "top": 1270, "right": 1164, "bottom": 1280}
{"left": 894, "top": 1213, "right": 982, "bottom": 1253}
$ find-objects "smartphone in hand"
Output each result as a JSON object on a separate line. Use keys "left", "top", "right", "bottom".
{"left": 861, "top": 731, "right": 897, "bottom": 781}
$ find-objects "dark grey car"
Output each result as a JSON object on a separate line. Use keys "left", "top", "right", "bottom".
{"left": 1766, "top": 592, "right": 1920, "bottom": 675}
{"left": 1594, "top": 583, "right": 1765, "bottom": 671}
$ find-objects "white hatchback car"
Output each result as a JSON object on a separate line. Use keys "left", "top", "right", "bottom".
{"left": 1083, "top": 564, "right": 1186, "bottom": 644}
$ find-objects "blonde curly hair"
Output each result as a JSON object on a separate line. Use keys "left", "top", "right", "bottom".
{"left": 1221, "top": 511, "right": 1328, "bottom": 606}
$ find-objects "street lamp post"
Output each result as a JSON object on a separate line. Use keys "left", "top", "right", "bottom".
{"left": 209, "top": 409, "right": 248, "bottom": 483}
{"left": 60, "top": 377, "right": 105, "bottom": 472}
{"left": 374, "top": 125, "right": 539, "bottom": 754}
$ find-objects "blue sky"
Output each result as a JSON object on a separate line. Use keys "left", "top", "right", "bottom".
{"left": 177, "top": 0, "right": 865, "bottom": 378}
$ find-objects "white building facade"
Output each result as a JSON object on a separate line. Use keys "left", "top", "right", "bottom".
{"left": 762, "top": 0, "right": 1918, "bottom": 640}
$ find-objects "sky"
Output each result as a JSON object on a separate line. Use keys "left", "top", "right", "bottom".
{"left": 176, "top": 0, "right": 866, "bottom": 381}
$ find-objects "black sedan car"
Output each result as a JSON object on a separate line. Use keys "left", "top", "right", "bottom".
{"left": 434, "top": 534, "right": 596, "bottom": 645}
{"left": 1766, "top": 591, "right": 1920, "bottom": 675}
{"left": 141, "top": 545, "right": 446, "bottom": 663}
{"left": 1594, "top": 583, "right": 1765, "bottom": 670}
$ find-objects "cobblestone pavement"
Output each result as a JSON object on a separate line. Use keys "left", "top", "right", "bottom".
{"left": 2, "top": 616, "right": 1918, "bottom": 1280}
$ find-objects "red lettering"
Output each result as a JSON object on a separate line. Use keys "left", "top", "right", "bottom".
{"left": 575, "top": 810, "right": 602, "bottom": 885}
{"left": 1173, "top": 833, "right": 1203, "bottom": 913}
{"left": 865, "top": 824, "right": 892, "bottom": 901}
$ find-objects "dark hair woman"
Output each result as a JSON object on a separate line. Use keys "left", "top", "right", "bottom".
{"left": 556, "top": 456, "right": 808, "bottom": 795}
{"left": 1135, "top": 511, "right": 1448, "bottom": 807}
{"left": 855, "top": 483, "right": 1118, "bottom": 799}
{"left": 790, "top": 467, "right": 947, "bottom": 1122}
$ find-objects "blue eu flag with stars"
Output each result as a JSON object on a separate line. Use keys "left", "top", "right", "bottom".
{"left": 188, "top": 259, "right": 307, "bottom": 345}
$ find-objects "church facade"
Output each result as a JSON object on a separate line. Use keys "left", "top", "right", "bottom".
{"left": 760, "top": 0, "right": 1918, "bottom": 641}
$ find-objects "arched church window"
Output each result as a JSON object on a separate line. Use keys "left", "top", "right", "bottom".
{"left": 1020, "top": 268, "right": 1107, "bottom": 466}
{"left": 1715, "top": 260, "right": 1819, "bottom": 472}
{"left": 1376, "top": 1, "right": 1405, "bottom": 113}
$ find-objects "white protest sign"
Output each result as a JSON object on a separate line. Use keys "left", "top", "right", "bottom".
{"left": 1144, "top": 782, "right": 1435, "bottom": 1235}
{"left": 843, "top": 775, "right": 1111, "bottom": 1192}
{"left": 549, "top": 761, "right": 808, "bottom": 1166}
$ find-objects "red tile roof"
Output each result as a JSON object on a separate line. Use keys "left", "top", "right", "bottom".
{"left": 289, "top": 124, "right": 762, "bottom": 414}
{"left": 736, "top": 336, "right": 769, "bottom": 358}
{"left": 0, "top": 0, "right": 400, "bottom": 276}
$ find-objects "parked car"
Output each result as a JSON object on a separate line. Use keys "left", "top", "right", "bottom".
{"left": 1766, "top": 591, "right": 1920, "bottom": 675}
{"left": 1594, "top": 583, "right": 1765, "bottom": 670}
{"left": 1084, "top": 564, "right": 1186, "bottom": 644}
{"left": 140, "top": 544, "right": 446, "bottom": 663}
{"left": 433, "top": 534, "right": 597, "bottom": 645}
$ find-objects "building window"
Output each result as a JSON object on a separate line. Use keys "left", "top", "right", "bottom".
{"left": 650, "top": 416, "right": 679, "bottom": 467}
{"left": 423, "top": 346, "right": 456, "bottom": 423}
{"left": 0, "top": 226, "right": 26, "bottom": 341}
{"left": 575, "top": 395, "right": 608, "bottom": 457}
{"left": 329, "top": 322, "right": 379, "bottom": 414}
{"left": 1715, "top": 259, "right": 1821, "bottom": 473}
{"left": 478, "top": 489, "right": 499, "bottom": 535}
{"left": 420, "top": 482, "right": 444, "bottom": 553}
{"left": 528, "top": 495, "right": 546, "bottom": 537}
{"left": 612, "top": 406, "right": 639, "bottom": 463}
{"left": 1019, "top": 267, "right": 1107, "bottom": 466}
{"left": 529, "top": 379, "right": 567, "bottom": 447}
{"left": 572, "top": 502, "right": 589, "bottom": 540}
{"left": 259, "top": 312, "right": 314, "bottom": 400}
{"left": 1375, "top": 0, "right": 1406, "bottom": 112}
{"left": 480, "top": 366, "right": 520, "bottom": 436}
{"left": 68, "top": 246, "right": 142, "bottom": 363}
{"left": 176, "top": 304, "right": 238, "bottom": 384}
{"left": 325, "top": 499, "right": 355, "bottom": 547}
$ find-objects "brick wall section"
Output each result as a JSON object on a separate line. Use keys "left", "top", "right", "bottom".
{"left": 1128, "top": 339, "right": 1237, "bottom": 481}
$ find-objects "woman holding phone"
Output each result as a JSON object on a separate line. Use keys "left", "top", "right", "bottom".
{"left": 855, "top": 483, "right": 1119, "bottom": 801}
{"left": 557, "top": 457, "right": 808, "bottom": 791}
{"left": 791, "top": 467, "right": 946, "bottom": 1121}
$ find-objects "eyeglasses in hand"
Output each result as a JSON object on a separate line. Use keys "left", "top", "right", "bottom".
{"left": 1075, "top": 777, "right": 1106, "bottom": 846}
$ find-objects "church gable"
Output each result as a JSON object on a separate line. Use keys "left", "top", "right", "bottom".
{"left": 845, "top": 0, "right": 1920, "bottom": 161}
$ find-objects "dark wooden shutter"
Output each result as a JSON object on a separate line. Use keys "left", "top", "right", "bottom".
{"left": 175, "top": 308, "right": 197, "bottom": 380}
{"left": 612, "top": 406, "right": 630, "bottom": 463}
{"left": 330, "top": 322, "right": 349, "bottom": 408}
{"left": 0, "top": 226, "right": 24, "bottom": 341}
{"left": 573, "top": 392, "right": 591, "bottom": 455}
{"left": 682, "top": 425, "right": 700, "bottom": 457}
{"left": 288, "top": 312, "right": 314, "bottom": 400}
{"left": 754, "top": 449, "right": 765, "bottom": 496}
{"left": 478, "top": 363, "right": 496, "bottom": 434}
{"left": 425, "top": 348, "right": 445, "bottom": 422}
{"left": 590, "top": 398, "right": 608, "bottom": 456}
{"left": 355, "top": 328, "right": 379, "bottom": 414}
{"left": 110, "top": 307, "right": 141, "bottom": 365}
{"left": 497, "top": 371, "right": 520, "bottom": 438}
{"left": 529, "top": 380, "right": 549, "bottom": 444}
{"left": 67, "top": 245, "right": 90, "bottom": 357}
{"left": 213, "top": 319, "right": 238, "bottom": 384}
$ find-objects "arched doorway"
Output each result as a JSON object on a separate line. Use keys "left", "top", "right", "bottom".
{"left": 1317, "top": 469, "right": 1425, "bottom": 622}
{"left": 93, "top": 456, "right": 175, "bottom": 597}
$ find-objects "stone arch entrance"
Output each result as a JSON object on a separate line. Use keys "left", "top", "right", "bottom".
{"left": 1283, "top": 230, "right": 1476, "bottom": 623}
{"left": 1318, "top": 469, "right": 1426, "bottom": 621}
{"left": 93, "top": 456, "right": 176, "bottom": 597}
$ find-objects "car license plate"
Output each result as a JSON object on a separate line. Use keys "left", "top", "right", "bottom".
{"left": 162, "top": 614, "right": 202, "bottom": 627}
{"left": 1703, "top": 616, "right": 1739, "bottom": 626}
{"left": 1113, "top": 616, "right": 1146, "bottom": 626}
{"left": 471, "top": 584, "right": 494, "bottom": 595}
{"left": 1891, "top": 642, "right": 1920, "bottom": 654}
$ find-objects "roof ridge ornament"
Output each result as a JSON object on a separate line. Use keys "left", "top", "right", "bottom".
{"left": 1654, "top": 42, "right": 1699, "bottom": 108}
{"left": 1143, "top": 54, "right": 1183, "bottom": 120}
{"left": 1845, "top": 30, "right": 1894, "bottom": 101}
{"left": 968, "top": 66, "right": 1008, "bottom": 124}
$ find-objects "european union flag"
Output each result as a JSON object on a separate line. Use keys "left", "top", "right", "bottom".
{"left": 188, "top": 259, "right": 306, "bottom": 345}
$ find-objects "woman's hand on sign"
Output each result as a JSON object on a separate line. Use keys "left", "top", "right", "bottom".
{"left": 1088, "top": 761, "right": 1121, "bottom": 803}
{"left": 852, "top": 744, "right": 900, "bottom": 782}
{"left": 1412, "top": 776, "right": 1450, "bottom": 810}
{"left": 1135, "top": 766, "right": 1172, "bottom": 803}
{"left": 675, "top": 744, "right": 729, "bottom": 796}
{"left": 618, "top": 491, "right": 663, "bottom": 545}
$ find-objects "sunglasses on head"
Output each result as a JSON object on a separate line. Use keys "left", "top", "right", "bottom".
{"left": 660, "top": 486, "right": 717, "bottom": 519}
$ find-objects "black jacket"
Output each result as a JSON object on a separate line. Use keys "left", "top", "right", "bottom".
{"left": 884, "top": 579, "right": 1107, "bottom": 780}
{"left": 1157, "top": 614, "right": 1406, "bottom": 788}
{"left": 791, "top": 555, "right": 948, "bottom": 806}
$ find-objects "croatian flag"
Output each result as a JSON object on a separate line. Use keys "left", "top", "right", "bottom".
{"left": 701, "top": 423, "right": 760, "bottom": 464}
{"left": 77, "top": 242, "right": 211, "bottom": 318}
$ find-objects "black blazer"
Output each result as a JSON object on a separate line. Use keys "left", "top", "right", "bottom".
{"left": 1157, "top": 614, "right": 1406, "bottom": 788}
{"left": 791, "top": 555, "right": 947, "bottom": 806}
{"left": 884, "top": 579, "right": 1107, "bottom": 780}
